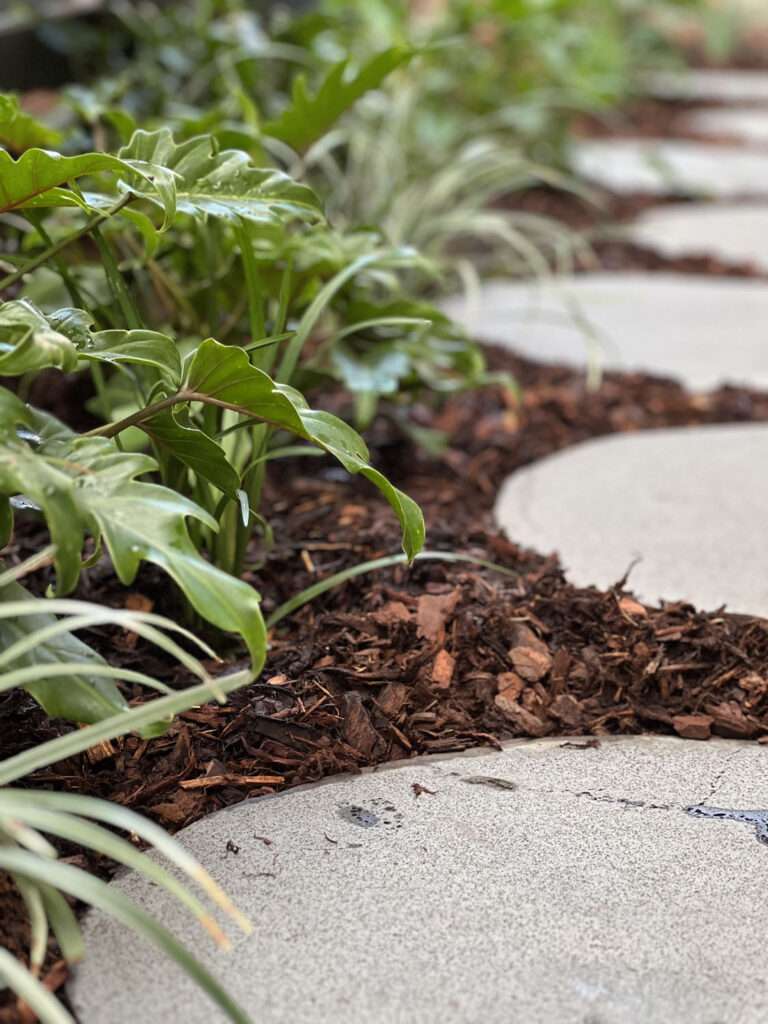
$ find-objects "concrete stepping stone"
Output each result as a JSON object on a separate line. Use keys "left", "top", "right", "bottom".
{"left": 630, "top": 202, "right": 768, "bottom": 269}
{"left": 440, "top": 273, "right": 768, "bottom": 391}
{"left": 644, "top": 68, "right": 768, "bottom": 103}
{"left": 69, "top": 735, "right": 768, "bottom": 1024}
{"left": 684, "top": 105, "right": 768, "bottom": 144}
{"left": 571, "top": 138, "right": 768, "bottom": 196}
{"left": 495, "top": 423, "right": 768, "bottom": 615}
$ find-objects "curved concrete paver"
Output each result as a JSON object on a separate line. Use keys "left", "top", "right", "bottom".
{"left": 440, "top": 274, "right": 768, "bottom": 390}
{"left": 685, "top": 106, "right": 768, "bottom": 145}
{"left": 630, "top": 202, "right": 768, "bottom": 269}
{"left": 644, "top": 68, "right": 768, "bottom": 103}
{"left": 495, "top": 424, "right": 768, "bottom": 615}
{"left": 69, "top": 736, "right": 768, "bottom": 1024}
{"left": 571, "top": 138, "right": 768, "bottom": 196}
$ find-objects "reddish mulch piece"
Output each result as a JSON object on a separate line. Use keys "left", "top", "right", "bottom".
{"left": 4, "top": 352, "right": 768, "bottom": 1018}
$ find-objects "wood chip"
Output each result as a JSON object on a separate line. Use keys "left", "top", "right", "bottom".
{"left": 672, "top": 713, "right": 714, "bottom": 741}
{"left": 416, "top": 590, "right": 460, "bottom": 642}
{"left": 179, "top": 774, "right": 284, "bottom": 790}
{"left": 343, "top": 692, "right": 383, "bottom": 757}
{"left": 496, "top": 671, "right": 524, "bottom": 700}
{"left": 508, "top": 624, "right": 552, "bottom": 681}
{"left": 494, "top": 693, "right": 552, "bottom": 736}
{"left": 431, "top": 649, "right": 456, "bottom": 689}
{"left": 619, "top": 596, "right": 647, "bottom": 619}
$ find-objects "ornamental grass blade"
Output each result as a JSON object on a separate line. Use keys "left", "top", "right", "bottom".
{"left": 0, "top": 669, "right": 252, "bottom": 785}
{"left": 0, "top": 790, "right": 250, "bottom": 934}
{"left": 0, "top": 580, "right": 128, "bottom": 723}
{"left": 0, "top": 948, "right": 74, "bottom": 1024}
{"left": 0, "top": 804, "right": 232, "bottom": 947}
{"left": 0, "top": 850, "right": 252, "bottom": 1024}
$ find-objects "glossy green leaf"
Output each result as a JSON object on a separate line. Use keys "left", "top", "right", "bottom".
{"left": 0, "top": 149, "right": 126, "bottom": 213}
{"left": 264, "top": 46, "right": 415, "bottom": 153}
{"left": 119, "top": 128, "right": 323, "bottom": 226}
{"left": 0, "top": 388, "right": 266, "bottom": 668}
{"left": 142, "top": 410, "right": 240, "bottom": 495}
{"left": 0, "top": 300, "right": 79, "bottom": 375}
{"left": 87, "top": 328, "right": 182, "bottom": 382}
{"left": 331, "top": 342, "right": 410, "bottom": 394}
{"left": 184, "top": 338, "right": 425, "bottom": 559}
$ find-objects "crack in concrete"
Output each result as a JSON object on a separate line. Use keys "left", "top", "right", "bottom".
{"left": 697, "top": 745, "right": 748, "bottom": 806}
{"left": 571, "top": 790, "right": 673, "bottom": 811}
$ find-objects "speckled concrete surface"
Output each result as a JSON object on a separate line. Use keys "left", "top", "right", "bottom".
{"left": 494, "top": 423, "right": 768, "bottom": 616}
{"left": 440, "top": 274, "right": 768, "bottom": 390}
{"left": 70, "top": 736, "right": 768, "bottom": 1024}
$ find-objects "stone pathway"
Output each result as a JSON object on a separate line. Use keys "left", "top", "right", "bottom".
{"left": 570, "top": 138, "right": 768, "bottom": 196}
{"left": 645, "top": 68, "right": 768, "bottom": 103}
{"left": 494, "top": 424, "right": 768, "bottom": 615}
{"left": 441, "top": 273, "right": 768, "bottom": 390}
{"left": 630, "top": 202, "right": 768, "bottom": 269}
{"left": 70, "top": 61, "right": 768, "bottom": 1024}
{"left": 70, "top": 737, "right": 768, "bottom": 1024}
{"left": 684, "top": 105, "right": 768, "bottom": 144}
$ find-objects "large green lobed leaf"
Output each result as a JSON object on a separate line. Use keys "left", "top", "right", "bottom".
{"left": 119, "top": 128, "right": 324, "bottom": 225}
{"left": 0, "top": 149, "right": 126, "bottom": 213}
{"left": 0, "top": 388, "right": 266, "bottom": 668}
{"left": 184, "top": 339, "right": 425, "bottom": 559}
{"left": 264, "top": 46, "right": 415, "bottom": 154}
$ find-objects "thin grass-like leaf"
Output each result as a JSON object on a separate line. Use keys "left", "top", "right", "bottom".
{"left": 0, "top": 790, "right": 250, "bottom": 934}
{"left": 267, "top": 549, "right": 518, "bottom": 628}
{"left": 0, "top": 948, "right": 74, "bottom": 1024}
{"left": 0, "top": 850, "right": 252, "bottom": 1024}
{"left": 0, "top": 804, "right": 232, "bottom": 947}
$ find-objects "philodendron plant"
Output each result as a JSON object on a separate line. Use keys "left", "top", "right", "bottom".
{"left": 0, "top": 129, "right": 424, "bottom": 1023}
{"left": 0, "top": 130, "right": 424, "bottom": 704}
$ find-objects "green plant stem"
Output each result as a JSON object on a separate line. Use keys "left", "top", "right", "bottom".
{"left": 85, "top": 392, "right": 288, "bottom": 440}
{"left": 236, "top": 222, "right": 265, "bottom": 351}
{"left": 92, "top": 225, "right": 143, "bottom": 329}
{"left": 0, "top": 192, "right": 134, "bottom": 292}
{"left": 27, "top": 215, "right": 87, "bottom": 308}
{"left": 84, "top": 393, "right": 183, "bottom": 436}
